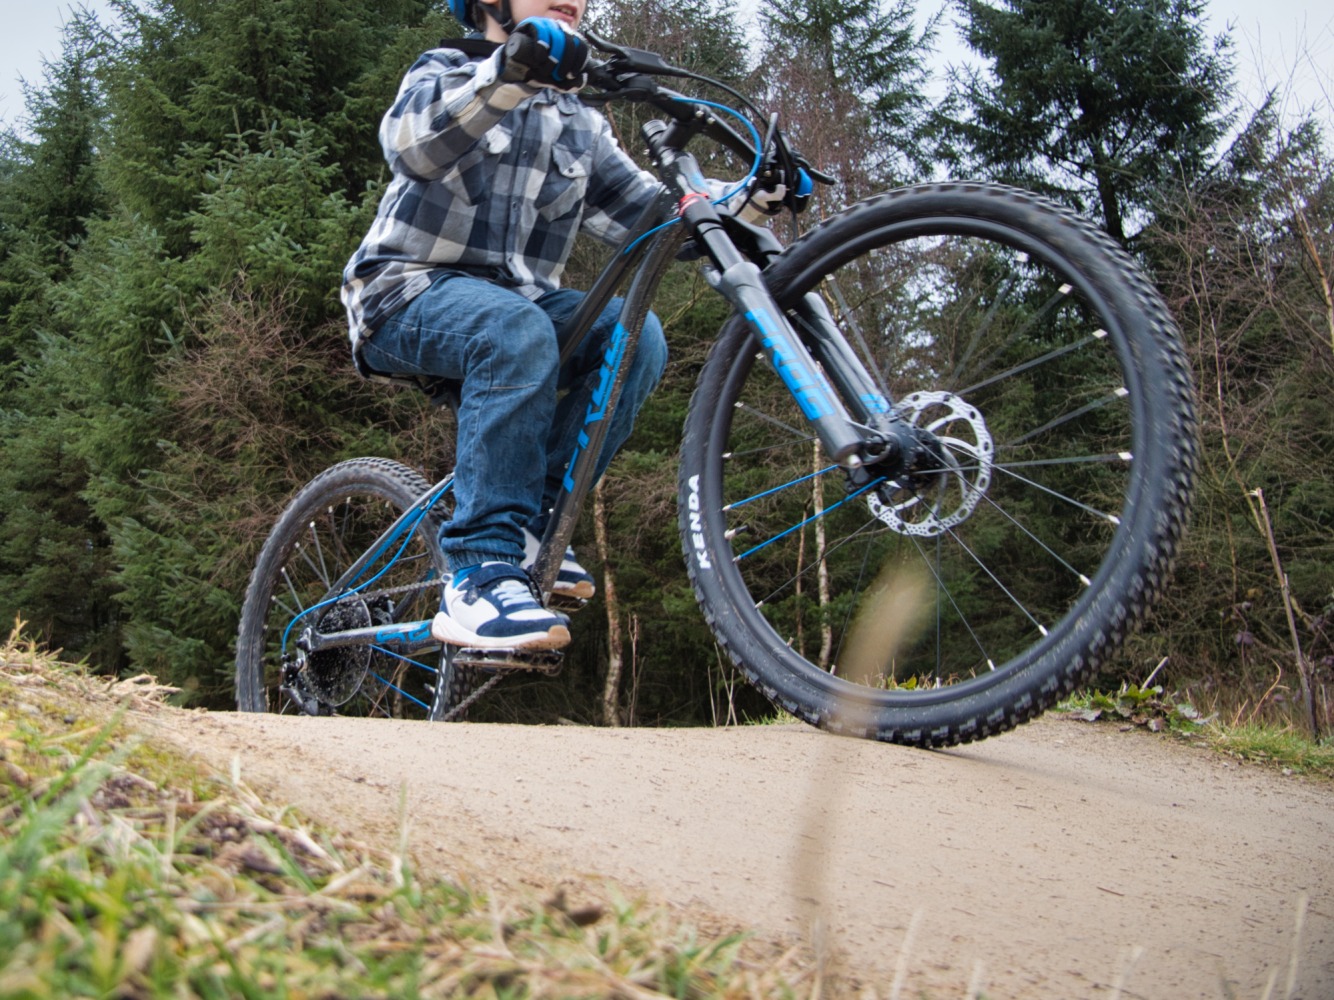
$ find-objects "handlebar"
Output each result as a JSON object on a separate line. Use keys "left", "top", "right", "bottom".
{"left": 577, "top": 29, "right": 835, "bottom": 206}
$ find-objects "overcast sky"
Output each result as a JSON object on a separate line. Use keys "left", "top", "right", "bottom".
{"left": 2, "top": 0, "right": 1330, "bottom": 132}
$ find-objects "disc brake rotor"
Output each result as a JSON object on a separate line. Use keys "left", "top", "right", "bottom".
{"left": 867, "top": 391, "right": 994, "bottom": 537}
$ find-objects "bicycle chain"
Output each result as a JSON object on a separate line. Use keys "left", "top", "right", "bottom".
{"left": 437, "top": 670, "right": 506, "bottom": 723}
{"left": 330, "top": 577, "right": 441, "bottom": 609}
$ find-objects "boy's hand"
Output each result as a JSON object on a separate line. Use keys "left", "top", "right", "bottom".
{"left": 729, "top": 168, "right": 816, "bottom": 221}
{"left": 502, "top": 18, "right": 589, "bottom": 92}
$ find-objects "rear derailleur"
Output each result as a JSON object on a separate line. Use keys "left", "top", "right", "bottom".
{"left": 278, "top": 653, "right": 332, "bottom": 716}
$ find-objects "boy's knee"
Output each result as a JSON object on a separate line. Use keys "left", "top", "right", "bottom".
{"left": 478, "top": 299, "right": 559, "bottom": 371}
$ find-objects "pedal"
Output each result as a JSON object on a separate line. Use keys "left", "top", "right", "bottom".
{"left": 451, "top": 647, "right": 565, "bottom": 675}
{"left": 549, "top": 593, "right": 590, "bottom": 613}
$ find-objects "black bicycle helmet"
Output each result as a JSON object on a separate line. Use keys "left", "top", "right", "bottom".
{"left": 449, "top": 0, "right": 514, "bottom": 33}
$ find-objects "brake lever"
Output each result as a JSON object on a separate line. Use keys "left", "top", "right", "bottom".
{"left": 581, "top": 28, "right": 690, "bottom": 77}
{"left": 798, "top": 155, "right": 838, "bottom": 187}
{"left": 582, "top": 63, "right": 663, "bottom": 103}
{"left": 772, "top": 128, "right": 837, "bottom": 190}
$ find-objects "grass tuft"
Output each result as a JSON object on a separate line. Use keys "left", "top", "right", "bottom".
{"left": 1, "top": 625, "right": 816, "bottom": 998}
{"left": 1058, "top": 683, "right": 1334, "bottom": 779}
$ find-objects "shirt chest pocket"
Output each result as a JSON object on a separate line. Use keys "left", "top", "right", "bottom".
{"left": 440, "top": 126, "right": 513, "bottom": 205}
{"left": 536, "top": 141, "right": 591, "bottom": 222}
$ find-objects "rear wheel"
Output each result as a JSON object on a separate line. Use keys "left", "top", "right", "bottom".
{"left": 235, "top": 457, "right": 481, "bottom": 719}
{"left": 680, "top": 183, "right": 1198, "bottom": 746}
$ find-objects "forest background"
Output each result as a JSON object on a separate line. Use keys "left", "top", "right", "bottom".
{"left": 1, "top": 0, "right": 1330, "bottom": 734}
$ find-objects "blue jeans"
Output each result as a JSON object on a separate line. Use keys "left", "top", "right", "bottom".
{"left": 359, "top": 274, "right": 667, "bottom": 572}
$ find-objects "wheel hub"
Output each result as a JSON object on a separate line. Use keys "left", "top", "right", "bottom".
{"left": 866, "top": 391, "right": 994, "bottom": 537}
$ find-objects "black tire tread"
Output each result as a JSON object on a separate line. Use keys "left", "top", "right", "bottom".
{"left": 679, "top": 182, "right": 1198, "bottom": 747}
{"left": 235, "top": 457, "right": 473, "bottom": 719}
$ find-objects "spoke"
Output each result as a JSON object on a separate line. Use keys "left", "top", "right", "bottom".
{"left": 955, "top": 284, "right": 1079, "bottom": 392}
{"left": 957, "top": 326, "right": 1103, "bottom": 397}
{"left": 995, "top": 452, "right": 1132, "bottom": 471}
{"left": 726, "top": 437, "right": 819, "bottom": 461}
{"left": 370, "top": 645, "right": 440, "bottom": 674}
{"left": 936, "top": 462, "right": 1095, "bottom": 588}
{"left": 326, "top": 501, "right": 358, "bottom": 570}
{"left": 368, "top": 671, "right": 430, "bottom": 712}
{"left": 990, "top": 462, "right": 1122, "bottom": 525}
{"left": 725, "top": 464, "right": 839, "bottom": 512}
{"left": 277, "top": 566, "right": 305, "bottom": 619}
{"left": 309, "top": 521, "right": 331, "bottom": 588}
{"left": 933, "top": 534, "right": 943, "bottom": 680}
{"left": 296, "top": 537, "right": 329, "bottom": 589}
{"left": 830, "top": 535, "right": 876, "bottom": 671}
{"left": 754, "top": 513, "right": 889, "bottom": 608}
{"left": 736, "top": 479, "right": 883, "bottom": 563}
{"left": 735, "top": 399, "right": 814, "bottom": 443}
{"left": 1005, "top": 387, "right": 1128, "bottom": 448}
{"left": 943, "top": 523, "right": 1049, "bottom": 638}
{"left": 950, "top": 272, "right": 1016, "bottom": 386}
{"left": 908, "top": 533, "right": 998, "bottom": 673}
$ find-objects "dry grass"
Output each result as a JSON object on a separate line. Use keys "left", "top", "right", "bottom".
{"left": 1, "top": 623, "right": 823, "bottom": 999}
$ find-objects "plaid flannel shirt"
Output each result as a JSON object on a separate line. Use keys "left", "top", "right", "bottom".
{"left": 341, "top": 39, "right": 662, "bottom": 352}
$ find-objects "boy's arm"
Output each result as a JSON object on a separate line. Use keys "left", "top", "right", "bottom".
{"left": 380, "top": 49, "right": 534, "bottom": 180}
{"left": 580, "top": 116, "right": 664, "bottom": 244}
{"left": 580, "top": 119, "right": 788, "bottom": 242}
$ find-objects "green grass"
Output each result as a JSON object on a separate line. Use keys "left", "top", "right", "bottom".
{"left": 1204, "top": 722, "right": 1334, "bottom": 775}
{"left": 1, "top": 630, "right": 816, "bottom": 999}
{"left": 1058, "top": 684, "right": 1334, "bottom": 779}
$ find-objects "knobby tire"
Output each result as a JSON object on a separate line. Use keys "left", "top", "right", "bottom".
{"left": 679, "top": 183, "right": 1198, "bottom": 747}
{"left": 235, "top": 457, "right": 480, "bottom": 720}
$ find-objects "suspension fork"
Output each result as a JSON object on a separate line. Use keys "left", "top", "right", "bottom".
{"left": 784, "top": 290, "right": 924, "bottom": 470}
{"left": 647, "top": 138, "right": 878, "bottom": 466}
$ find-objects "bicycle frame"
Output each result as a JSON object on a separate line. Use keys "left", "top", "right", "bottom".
{"left": 298, "top": 106, "right": 913, "bottom": 670}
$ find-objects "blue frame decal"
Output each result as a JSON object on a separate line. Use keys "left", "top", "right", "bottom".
{"left": 563, "top": 321, "right": 631, "bottom": 491}
{"left": 374, "top": 621, "right": 433, "bottom": 646}
{"left": 747, "top": 308, "right": 834, "bottom": 421}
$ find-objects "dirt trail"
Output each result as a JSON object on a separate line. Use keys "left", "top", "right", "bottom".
{"left": 142, "top": 709, "right": 1333, "bottom": 999}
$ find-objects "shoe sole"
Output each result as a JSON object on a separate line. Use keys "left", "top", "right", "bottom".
{"left": 431, "top": 613, "right": 571, "bottom": 651}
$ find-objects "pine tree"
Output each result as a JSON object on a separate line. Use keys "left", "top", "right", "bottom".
{"left": 949, "top": 0, "right": 1233, "bottom": 243}
{"left": 758, "top": 0, "right": 937, "bottom": 192}
{"left": 2, "top": 0, "right": 451, "bottom": 689}
{"left": 0, "top": 18, "right": 118, "bottom": 664}
{"left": 75, "top": 0, "right": 450, "bottom": 696}
{"left": 0, "top": 15, "right": 107, "bottom": 375}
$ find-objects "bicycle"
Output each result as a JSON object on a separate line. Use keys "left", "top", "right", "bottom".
{"left": 234, "top": 33, "right": 1198, "bottom": 746}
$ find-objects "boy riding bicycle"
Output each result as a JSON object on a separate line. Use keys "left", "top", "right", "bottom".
{"left": 343, "top": 0, "right": 782, "bottom": 653}
{"left": 342, "top": 0, "right": 668, "bottom": 652}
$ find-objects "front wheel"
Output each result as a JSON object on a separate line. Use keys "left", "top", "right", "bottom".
{"left": 235, "top": 457, "right": 479, "bottom": 719}
{"left": 680, "top": 183, "right": 1198, "bottom": 747}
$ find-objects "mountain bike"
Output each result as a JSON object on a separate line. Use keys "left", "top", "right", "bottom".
{"left": 234, "top": 33, "right": 1198, "bottom": 746}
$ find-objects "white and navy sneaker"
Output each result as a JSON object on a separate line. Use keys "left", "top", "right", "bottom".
{"left": 432, "top": 563, "right": 571, "bottom": 650}
{"left": 522, "top": 529, "right": 596, "bottom": 601}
